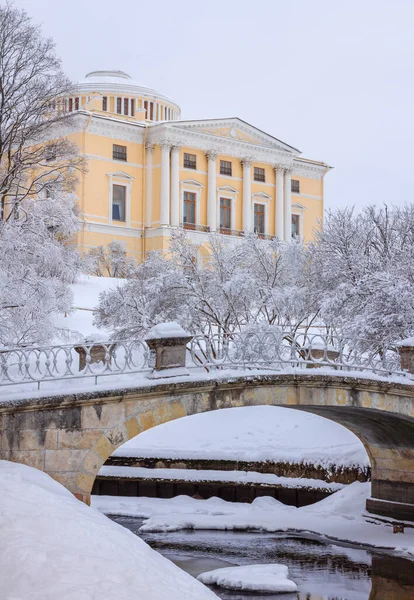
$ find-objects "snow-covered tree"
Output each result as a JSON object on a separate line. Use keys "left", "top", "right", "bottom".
{"left": 0, "top": 193, "right": 80, "bottom": 346}
{"left": 308, "top": 205, "right": 414, "bottom": 346}
{"left": 84, "top": 242, "right": 138, "bottom": 278}
{"left": 0, "top": 4, "right": 84, "bottom": 346}
{"left": 94, "top": 232, "right": 315, "bottom": 339}
{"left": 0, "top": 3, "right": 84, "bottom": 219}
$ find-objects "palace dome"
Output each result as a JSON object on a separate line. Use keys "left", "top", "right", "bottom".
{"left": 75, "top": 70, "right": 181, "bottom": 121}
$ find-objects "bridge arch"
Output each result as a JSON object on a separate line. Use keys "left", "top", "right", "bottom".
{"left": 1, "top": 373, "right": 413, "bottom": 520}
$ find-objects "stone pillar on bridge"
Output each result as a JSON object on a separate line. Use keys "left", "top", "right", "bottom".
{"left": 145, "top": 322, "right": 193, "bottom": 378}
{"left": 397, "top": 337, "right": 414, "bottom": 375}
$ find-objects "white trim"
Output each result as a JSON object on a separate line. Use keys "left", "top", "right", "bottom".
{"left": 85, "top": 153, "right": 144, "bottom": 168}
{"left": 83, "top": 221, "right": 142, "bottom": 238}
{"left": 292, "top": 192, "right": 322, "bottom": 200}
{"left": 181, "top": 167, "right": 208, "bottom": 175}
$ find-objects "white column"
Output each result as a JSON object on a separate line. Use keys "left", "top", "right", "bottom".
{"left": 206, "top": 150, "right": 218, "bottom": 232}
{"left": 170, "top": 146, "right": 180, "bottom": 227}
{"left": 284, "top": 168, "right": 292, "bottom": 242}
{"left": 160, "top": 142, "right": 171, "bottom": 226}
{"left": 275, "top": 166, "right": 284, "bottom": 241}
{"left": 145, "top": 144, "right": 153, "bottom": 228}
{"left": 242, "top": 159, "right": 253, "bottom": 232}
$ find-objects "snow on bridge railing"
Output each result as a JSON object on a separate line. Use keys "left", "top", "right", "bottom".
{"left": 0, "top": 329, "right": 412, "bottom": 395}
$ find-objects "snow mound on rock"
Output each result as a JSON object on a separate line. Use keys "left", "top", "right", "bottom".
{"left": 197, "top": 563, "right": 298, "bottom": 593}
{"left": 0, "top": 460, "right": 218, "bottom": 600}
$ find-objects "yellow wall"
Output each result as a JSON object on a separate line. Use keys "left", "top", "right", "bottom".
{"left": 67, "top": 119, "right": 325, "bottom": 260}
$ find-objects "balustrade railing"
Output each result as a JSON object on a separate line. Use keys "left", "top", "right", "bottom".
{"left": 0, "top": 329, "right": 410, "bottom": 395}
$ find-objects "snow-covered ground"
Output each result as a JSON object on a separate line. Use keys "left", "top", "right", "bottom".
{"left": 197, "top": 563, "right": 298, "bottom": 593}
{"left": 98, "top": 465, "right": 345, "bottom": 491}
{"left": 52, "top": 274, "right": 124, "bottom": 341}
{"left": 0, "top": 461, "right": 218, "bottom": 600}
{"left": 113, "top": 405, "right": 369, "bottom": 470}
{"left": 92, "top": 482, "right": 414, "bottom": 557}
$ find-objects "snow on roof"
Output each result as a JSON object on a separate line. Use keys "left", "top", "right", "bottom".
{"left": 74, "top": 70, "right": 180, "bottom": 108}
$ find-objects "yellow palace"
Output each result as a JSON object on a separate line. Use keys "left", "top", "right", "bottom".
{"left": 61, "top": 70, "right": 331, "bottom": 261}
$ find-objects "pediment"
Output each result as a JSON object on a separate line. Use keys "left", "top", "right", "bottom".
{"left": 107, "top": 171, "right": 134, "bottom": 180}
{"left": 180, "top": 179, "right": 204, "bottom": 188}
{"left": 171, "top": 118, "right": 300, "bottom": 154}
{"left": 217, "top": 185, "right": 239, "bottom": 194}
{"left": 252, "top": 191, "right": 272, "bottom": 200}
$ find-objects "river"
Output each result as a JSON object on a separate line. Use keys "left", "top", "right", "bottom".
{"left": 110, "top": 515, "right": 414, "bottom": 599}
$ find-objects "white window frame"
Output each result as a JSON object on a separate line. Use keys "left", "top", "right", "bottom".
{"left": 180, "top": 180, "right": 204, "bottom": 226}
{"left": 251, "top": 191, "right": 271, "bottom": 235}
{"left": 217, "top": 185, "right": 239, "bottom": 231}
{"left": 107, "top": 171, "right": 134, "bottom": 226}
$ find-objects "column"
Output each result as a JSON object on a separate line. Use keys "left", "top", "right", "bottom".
{"left": 206, "top": 150, "right": 218, "bottom": 232}
{"left": 242, "top": 158, "right": 253, "bottom": 233}
{"left": 275, "top": 166, "right": 284, "bottom": 241}
{"left": 160, "top": 141, "right": 171, "bottom": 226}
{"left": 145, "top": 144, "right": 153, "bottom": 228}
{"left": 284, "top": 168, "right": 292, "bottom": 242}
{"left": 170, "top": 146, "right": 180, "bottom": 227}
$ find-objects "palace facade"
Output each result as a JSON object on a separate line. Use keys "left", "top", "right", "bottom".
{"left": 62, "top": 70, "right": 330, "bottom": 261}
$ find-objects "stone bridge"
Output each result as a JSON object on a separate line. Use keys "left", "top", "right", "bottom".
{"left": 1, "top": 372, "right": 413, "bottom": 521}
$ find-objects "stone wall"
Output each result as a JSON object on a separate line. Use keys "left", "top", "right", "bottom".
{"left": 0, "top": 373, "right": 413, "bottom": 519}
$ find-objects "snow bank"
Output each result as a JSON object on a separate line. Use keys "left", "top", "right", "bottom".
{"left": 197, "top": 564, "right": 297, "bottom": 593}
{"left": 92, "top": 483, "right": 414, "bottom": 556}
{"left": 53, "top": 274, "right": 125, "bottom": 341}
{"left": 0, "top": 461, "right": 218, "bottom": 600}
{"left": 114, "top": 405, "right": 369, "bottom": 469}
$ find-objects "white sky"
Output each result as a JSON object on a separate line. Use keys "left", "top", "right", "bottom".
{"left": 12, "top": 0, "right": 414, "bottom": 210}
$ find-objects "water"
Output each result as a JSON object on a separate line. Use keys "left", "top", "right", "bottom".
{"left": 111, "top": 516, "right": 414, "bottom": 599}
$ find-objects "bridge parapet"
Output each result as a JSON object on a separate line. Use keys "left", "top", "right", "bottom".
{"left": 0, "top": 327, "right": 410, "bottom": 397}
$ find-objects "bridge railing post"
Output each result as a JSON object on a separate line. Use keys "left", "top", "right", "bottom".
{"left": 397, "top": 337, "right": 414, "bottom": 375}
{"left": 145, "top": 322, "right": 193, "bottom": 379}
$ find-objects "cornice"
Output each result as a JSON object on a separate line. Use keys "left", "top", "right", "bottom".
{"left": 147, "top": 125, "right": 295, "bottom": 169}
{"left": 292, "top": 160, "right": 329, "bottom": 180}
{"left": 87, "top": 116, "right": 145, "bottom": 143}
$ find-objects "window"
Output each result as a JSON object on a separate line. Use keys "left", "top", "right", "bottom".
{"left": 74, "top": 97, "right": 80, "bottom": 111}
{"left": 113, "top": 144, "right": 127, "bottom": 161}
{"left": 149, "top": 102, "right": 154, "bottom": 120}
{"left": 183, "top": 192, "right": 196, "bottom": 225}
{"left": 102, "top": 97, "right": 108, "bottom": 111}
{"left": 112, "top": 185, "right": 126, "bottom": 221}
{"left": 292, "top": 214, "right": 300, "bottom": 238}
{"left": 254, "top": 167, "right": 265, "bottom": 182}
{"left": 291, "top": 179, "right": 300, "bottom": 193}
{"left": 220, "top": 160, "right": 232, "bottom": 176}
{"left": 184, "top": 153, "right": 197, "bottom": 169}
{"left": 220, "top": 197, "right": 231, "bottom": 229}
{"left": 254, "top": 203, "right": 265, "bottom": 234}
{"left": 68, "top": 98, "right": 73, "bottom": 112}
{"left": 124, "top": 98, "right": 129, "bottom": 115}
{"left": 144, "top": 100, "right": 148, "bottom": 119}
{"left": 130, "top": 99, "right": 135, "bottom": 117}
{"left": 116, "top": 98, "right": 122, "bottom": 114}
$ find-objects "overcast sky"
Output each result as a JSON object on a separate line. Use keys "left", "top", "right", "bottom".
{"left": 12, "top": 0, "right": 414, "bottom": 210}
